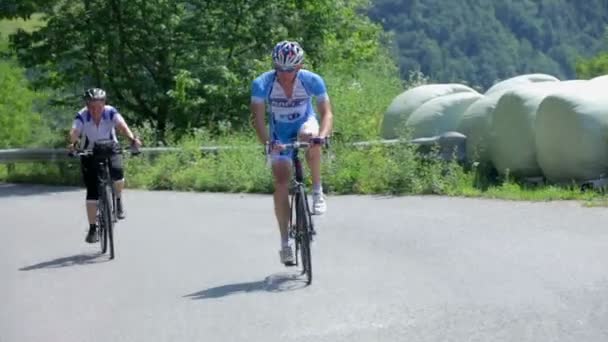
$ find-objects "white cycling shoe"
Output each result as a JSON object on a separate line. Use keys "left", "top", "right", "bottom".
{"left": 312, "top": 192, "right": 326, "bottom": 215}
{"left": 279, "top": 245, "right": 295, "bottom": 266}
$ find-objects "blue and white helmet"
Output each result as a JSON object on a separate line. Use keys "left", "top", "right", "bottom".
{"left": 272, "top": 41, "right": 304, "bottom": 70}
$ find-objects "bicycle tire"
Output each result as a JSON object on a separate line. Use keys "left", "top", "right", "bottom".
{"left": 97, "top": 182, "right": 108, "bottom": 254}
{"left": 290, "top": 192, "right": 299, "bottom": 267}
{"left": 111, "top": 185, "right": 118, "bottom": 223}
{"left": 296, "top": 187, "right": 313, "bottom": 284}
{"left": 98, "top": 205, "right": 108, "bottom": 254}
{"left": 102, "top": 183, "right": 115, "bottom": 259}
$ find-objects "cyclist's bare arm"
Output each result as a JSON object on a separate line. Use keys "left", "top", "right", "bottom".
{"left": 317, "top": 99, "right": 333, "bottom": 138}
{"left": 115, "top": 116, "right": 141, "bottom": 147}
{"left": 251, "top": 102, "right": 270, "bottom": 144}
{"left": 69, "top": 128, "right": 81, "bottom": 145}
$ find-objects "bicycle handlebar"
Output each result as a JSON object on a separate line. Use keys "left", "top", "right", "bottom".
{"left": 68, "top": 146, "right": 141, "bottom": 158}
{"left": 266, "top": 137, "right": 331, "bottom": 152}
{"left": 68, "top": 150, "right": 94, "bottom": 157}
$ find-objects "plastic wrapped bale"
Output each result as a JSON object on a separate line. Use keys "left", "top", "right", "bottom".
{"left": 485, "top": 73, "right": 559, "bottom": 96}
{"left": 457, "top": 91, "right": 505, "bottom": 164}
{"left": 381, "top": 84, "right": 478, "bottom": 139}
{"left": 404, "top": 92, "right": 482, "bottom": 139}
{"left": 459, "top": 75, "right": 559, "bottom": 164}
{"left": 489, "top": 81, "right": 586, "bottom": 177}
{"left": 535, "top": 83, "right": 608, "bottom": 183}
{"left": 590, "top": 75, "right": 608, "bottom": 83}
{"left": 410, "top": 131, "right": 467, "bottom": 163}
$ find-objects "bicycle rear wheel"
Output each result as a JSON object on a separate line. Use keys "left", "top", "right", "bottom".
{"left": 296, "top": 188, "right": 313, "bottom": 284}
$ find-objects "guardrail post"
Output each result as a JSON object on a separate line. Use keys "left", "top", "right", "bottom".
{"left": 7, "top": 163, "right": 15, "bottom": 176}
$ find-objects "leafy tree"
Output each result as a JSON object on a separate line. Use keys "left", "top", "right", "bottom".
{"left": 576, "top": 28, "right": 608, "bottom": 78}
{"left": 367, "top": 0, "right": 608, "bottom": 89}
{"left": 0, "top": 59, "right": 43, "bottom": 148}
{"left": 2, "top": 0, "right": 385, "bottom": 142}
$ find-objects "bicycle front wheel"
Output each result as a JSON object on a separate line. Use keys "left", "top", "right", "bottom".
{"left": 101, "top": 184, "right": 115, "bottom": 259}
{"left": 98, "top": 195, "right": 108, "bottom": 254}
{"left": 296, "top": 188, "right": 313, "bottom": 285}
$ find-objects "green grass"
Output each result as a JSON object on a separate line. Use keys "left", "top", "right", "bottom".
{"left": 0, "top": 14, "right": 45, "bottom": 37}
{"left": 582, "top": 197, "right": 608, "bottom": 207}
{"left": 2, "top": 133, "right": 607, "bottom": 205}
{"left": 0, "top": 14, "right": 45, "bottom": 51}
{"left": 0, "top": 24, "right": 604, "bottom": 204}
{"left": 479, "top": 183, "right": 597, "bottom": 201}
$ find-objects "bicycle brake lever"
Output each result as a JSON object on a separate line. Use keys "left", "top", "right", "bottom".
{"left": 310, "top": 137, "right": 330, "bottom": 148}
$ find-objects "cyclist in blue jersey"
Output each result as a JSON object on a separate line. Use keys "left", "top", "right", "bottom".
{"left": 68, "top": 88, "right": 141, "bottom": 243}
{"left": 250, "top": 41, "right": 334, "bottom": 265}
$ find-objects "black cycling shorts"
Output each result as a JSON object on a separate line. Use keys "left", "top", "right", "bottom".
{"left": 80, "top": 153, "right": 124, "bottom": 201}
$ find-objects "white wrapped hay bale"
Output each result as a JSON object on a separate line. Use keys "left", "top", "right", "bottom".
{"left": 458, "top": 91, "right": 505, "bottom": 163}
{"left": 590, "top": 75, "right": 608, "bottom": 83}
{"left": 381, "top": 84, "right": 478, "bottom": 138}
{"left": 489, "top": 80, "right": 585, "bottom": 177}
{"left": 405, "top": 92, "right": 482, "bottom": 139}
{"left": 485, "top": 73, "right": 559, "bottom": 96}
{"left": 536, "top": 82, "right": 608, "bottom": 183}
{"left": 458, "top": 74, "right": 559, "bottom": 163}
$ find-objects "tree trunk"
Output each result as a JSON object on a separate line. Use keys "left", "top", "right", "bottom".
{"left": 155, "top": 108, "right": 167, "bottom": 144}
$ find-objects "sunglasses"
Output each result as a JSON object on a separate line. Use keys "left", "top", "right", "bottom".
{"left": 275, "top": 66, "right": 297, "bottom": 72}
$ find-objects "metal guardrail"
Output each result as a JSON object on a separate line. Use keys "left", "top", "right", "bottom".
{"left": 0, "top": 132, "right": 468, "bottom": 164}
{"left": 0, "top": 146, "right": 257, "bottom": 163}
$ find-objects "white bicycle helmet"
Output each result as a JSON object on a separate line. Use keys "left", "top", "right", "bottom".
{"left": 272, "top": 41, "right": 304, "bottom": 70}
{"left": 84, "top": 88, "right": 106, "bottom": 101}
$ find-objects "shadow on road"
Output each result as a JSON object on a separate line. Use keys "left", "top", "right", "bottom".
{"left": 184, "top": 272, "right": 308, "bottom": 300}
{"left": 0, "top": 183, "right": 80, "bottom": 198}
{"left": 19, "top": 253, "right": 108, "bottom": 271}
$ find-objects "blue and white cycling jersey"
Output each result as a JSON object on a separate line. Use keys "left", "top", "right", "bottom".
{"left": 72, "top": 105, "right": 124, "bottom": 150}
{"left": 251, "top": 69, "right": 329, "bottom": 143}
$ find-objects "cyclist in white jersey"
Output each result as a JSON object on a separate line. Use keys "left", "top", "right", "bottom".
{"left": 251, "top": 41, "right": 334, "bottom": 265}
{"left": 69, "top": 88, "right": 142, "bottom": 243}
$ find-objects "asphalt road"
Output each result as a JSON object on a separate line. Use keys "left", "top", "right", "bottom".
{"left": 2, "top": 183, "right": 608, "bottom": 342}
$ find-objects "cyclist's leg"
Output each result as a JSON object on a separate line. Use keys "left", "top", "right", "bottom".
{"left": 81, "top": 156, "right": 99, "bottom": 242}
{"left": 110, "top": 153, "right": 124, "bottom": 194}
{"left": 272, "top": 159, "right": 291, "bottom": 244}
{"left": 81, "top": 156, "right": 98, "bottom": 224}
{"left": 109, "top": 153, "right": 126, "bottom": 218}
{"left": 299, "top": 115, "right": 321, "bottom": 188}
{"left": 272, "top": 155, "right": 295, "bottom": 264}
{"left": 298, "top": 116, "right": 326, "bottom": 214}
{"left": 271, "top": 124, "right": 297, "bottom": 264}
